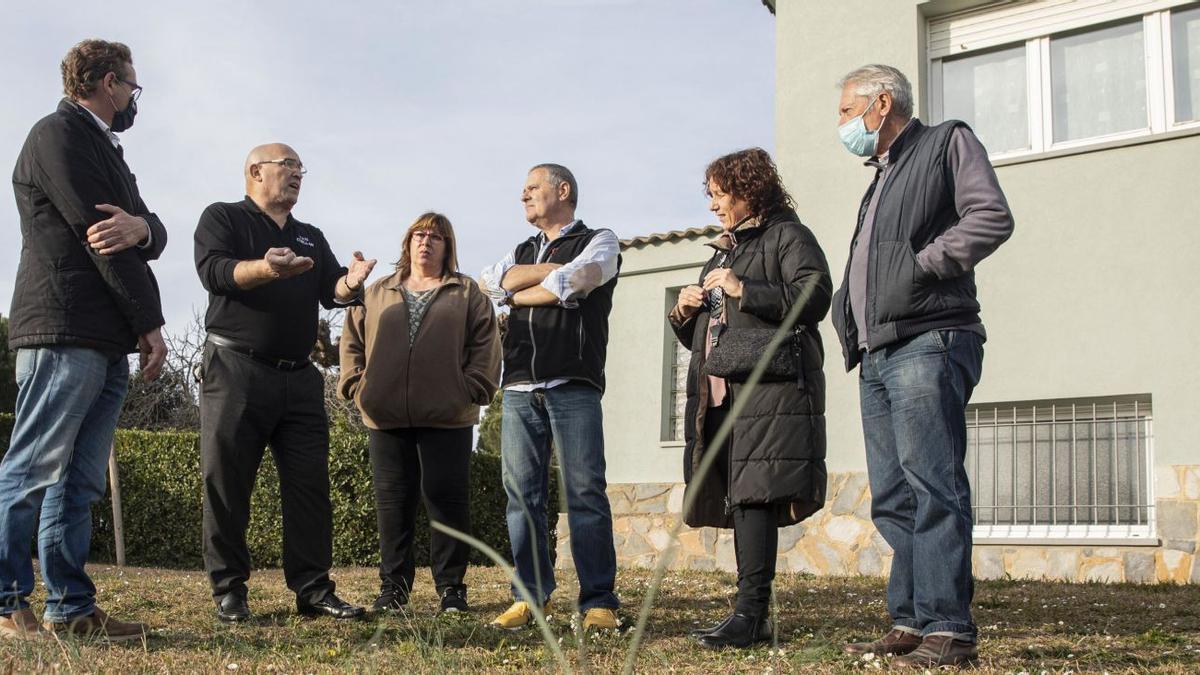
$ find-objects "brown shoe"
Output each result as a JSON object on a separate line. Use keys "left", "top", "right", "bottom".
{"left": 843, "top": 628, "right": 923, "bottom": 656}
{"left": 0, "top": 608, "right": 48, "bottom": 640}
{"left": 44, "top": 607, "right": 148, "bottom": 642}
{"left": 891, "top": 634, "right": 978, "bottom": 668}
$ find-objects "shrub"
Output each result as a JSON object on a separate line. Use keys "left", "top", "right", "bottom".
{"left": 0, "top": 414, "right": 557, "bottom": 570}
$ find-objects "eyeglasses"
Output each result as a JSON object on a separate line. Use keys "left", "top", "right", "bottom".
{"left": 412, "top": 231, "right": 445, "bottom": 243}
{"left": 256, "top": 158, "right": 307, "bottom": 175}
{"left": 115, "top": 76, "right": 143, "bottom": 102}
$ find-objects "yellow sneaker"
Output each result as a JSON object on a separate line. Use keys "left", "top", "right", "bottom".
{"left": 582, "top": 607, "right": 619, "bottom": 631}
{"left": 490, "top": 601, "right": 549, "bottom": 630}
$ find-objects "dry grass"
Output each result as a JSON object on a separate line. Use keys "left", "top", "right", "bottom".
{"left": 2, "top": 564, "right": 1198, "bottom": 673}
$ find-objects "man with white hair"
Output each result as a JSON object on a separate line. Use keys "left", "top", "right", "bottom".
{"left": 831, "top": 64, "right": 1013, "bottom": 667}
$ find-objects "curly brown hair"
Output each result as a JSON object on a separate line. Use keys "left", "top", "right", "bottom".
{"left": 61, "top": 39, "right": 132, "bottom": 100}
{"left": 394, "top": 212, "right": 460, "bottom": 279}
{"left": 704, "top": 147, "right": 794, "bottom": 218}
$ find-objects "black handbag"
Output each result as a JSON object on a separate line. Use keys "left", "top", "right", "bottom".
{"left": 704, "top": 324, "right": 805, "bottom": 386}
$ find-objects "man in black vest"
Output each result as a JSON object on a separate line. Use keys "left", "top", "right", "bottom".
{"left": 831, "top": 65, "right": 1013, "bottom": 668}
{"left": 194, "top": 143, "right": 374, "bottom": 623}
{"left": 1, "top": 39, "right": 167, "bottom": 642}
{"left": 480, "top": 164, "right": 621, "bottom": 631}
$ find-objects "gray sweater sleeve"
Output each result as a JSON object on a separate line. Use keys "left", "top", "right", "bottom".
{"left": 915, "top": 126, "right": 1014, "bottom": 279}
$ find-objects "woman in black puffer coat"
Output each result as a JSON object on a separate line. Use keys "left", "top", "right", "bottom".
{"left": 668, "top": 148, "right": 832, "bottom": 649}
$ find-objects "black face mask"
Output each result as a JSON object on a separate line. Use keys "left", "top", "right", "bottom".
{"left": 110, "top": 97, "right": 137, "bottom": 133}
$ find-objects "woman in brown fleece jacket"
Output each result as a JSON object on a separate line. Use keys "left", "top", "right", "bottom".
{"left": 338, "top": 212, "right": 500, "bottom": 614}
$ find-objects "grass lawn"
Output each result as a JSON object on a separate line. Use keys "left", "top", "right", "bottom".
{"left": 1, "top": 564, "right": 1197, "bottom": 673}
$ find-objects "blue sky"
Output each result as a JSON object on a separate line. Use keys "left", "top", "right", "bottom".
{"left": 1, "top": 0, "right": 775, "bottom": 335}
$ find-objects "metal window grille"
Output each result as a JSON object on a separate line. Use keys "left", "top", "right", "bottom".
{"left": 966, "top": 395, "right": 1154, "bottom": 540}
{"left": 666, "top": 332, "right": 689, "bottom": 441}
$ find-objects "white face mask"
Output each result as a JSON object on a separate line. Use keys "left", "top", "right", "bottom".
{"left": 838, "top": 96, "right": 883, "bottom": 157}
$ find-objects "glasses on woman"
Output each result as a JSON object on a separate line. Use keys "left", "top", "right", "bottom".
{"left": 412, "top": 231, "right": 445, "bottom": 243}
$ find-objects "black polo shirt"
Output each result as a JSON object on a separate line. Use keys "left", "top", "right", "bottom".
{"left": 194, "top": 196, "right": 349, "bottom": 361}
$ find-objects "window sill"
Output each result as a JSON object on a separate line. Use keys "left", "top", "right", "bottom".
{"left": 991, "top": 125, "right": 1200, "bottom": 168}
{"left": 659, "top": 440, "right": 686, "bottom": 449}
{"left": 974, "top": 523, "right": 1158, "bottom": 546}
{"left": 974, "top": 536, "right": 1162, "bottom": 547}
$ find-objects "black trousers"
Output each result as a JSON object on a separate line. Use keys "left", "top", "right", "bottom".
{"left": 705, "top": 405, "right": 778, "bottom": 618}
{"left": 199, "top": 343, "right": 334, "bottom": 605}
{"left": 367, "top": 426, "right": 472, "bottom": 595}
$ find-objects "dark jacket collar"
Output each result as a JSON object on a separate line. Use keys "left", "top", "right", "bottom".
{"left": 704, "top": 206, "right": 800, "bottom": 252}
{"left": 523, "top": 219, "right": 589, "bottom": 248}
{"left": 867, "top": 118, "right": 923, "bottom": 169}
{"left": 240, "top": 195, "right": 299, "bottom": 230}
{"left": 58, "top": 98, "right": 118, "bottom": 147}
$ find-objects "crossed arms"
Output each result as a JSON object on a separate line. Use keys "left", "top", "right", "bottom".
{"left": 479, "top": 228, "right": 620, "bottom": 308}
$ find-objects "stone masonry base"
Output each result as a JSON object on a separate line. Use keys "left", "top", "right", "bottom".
{"left": 554, "top": 467, "right": 1200, "bottom": 584}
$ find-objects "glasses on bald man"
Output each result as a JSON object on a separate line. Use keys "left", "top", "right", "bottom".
{"left": 256, "top": 158, "right": 307, "bottom": 175}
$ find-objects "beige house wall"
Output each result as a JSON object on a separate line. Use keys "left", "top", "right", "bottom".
{"left": 604, "top": 234, "right": 718, "bottom": 485}
{"left": 587, "top": 0, "right": 1200, "bottom": 583}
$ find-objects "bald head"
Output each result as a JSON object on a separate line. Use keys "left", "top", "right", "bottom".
{"left": 244, "top": 143, "right": 298, "bottom": 178}
{"left": 244, "top": 143, "right": 304, "bottom": 216}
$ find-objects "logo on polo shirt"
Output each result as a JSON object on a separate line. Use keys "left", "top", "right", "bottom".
{"left": 295, "top": 235, "right": 315, "bottom": 248}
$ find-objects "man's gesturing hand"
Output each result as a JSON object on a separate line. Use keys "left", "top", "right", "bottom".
{"left": 344, "top": 251, "right": 377, "bottom": 291}
{"left": 264, "top": 247, "right": 314, "bottom": 279}
{"left": 89, "top": 204, "right": 149, "bottom": 255}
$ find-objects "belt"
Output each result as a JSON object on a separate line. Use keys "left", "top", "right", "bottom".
{"left": 206, "top": 333, "right": 311, "bottom": 371}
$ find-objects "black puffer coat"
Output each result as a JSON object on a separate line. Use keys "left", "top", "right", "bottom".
{"left": 669, "top": 208, "right": 832, "bottom": 528}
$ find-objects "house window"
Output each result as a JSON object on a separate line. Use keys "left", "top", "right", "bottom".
{"left": 966, "top": 395, "right": 1154, "bottom": 540}
{"left": 662, "top": 288, "right": 690, "bottom": 442}
{"left": 1172, "top": 4, "right": 1200, "bottom": 122}
{"left": 941, "top": 44, "right": 1029, "bottom": 154}
{"left": 1050, "top": 20, "right": 1147, "bottom": 142}
{"left": 929, "top": 1, "right": 1200, "bottom": 159}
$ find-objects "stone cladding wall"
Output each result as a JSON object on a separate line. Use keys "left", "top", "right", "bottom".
{"left": 554, "top": 466, "right": 1200, "bottom": 583}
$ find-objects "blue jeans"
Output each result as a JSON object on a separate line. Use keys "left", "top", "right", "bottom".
{"left": 0, "top": 347, "right": 128, "bottom": 622}
{"left": 859, "top": 330, "right": 983, "bottom": 639}
{"left": 501, "top": 383, "right": 618, "bottom": 612}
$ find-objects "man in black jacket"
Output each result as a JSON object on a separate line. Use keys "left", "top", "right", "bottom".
{"left": 0, "top": 39, "right": 167, "bottom": 642}
{"left": 831, "top": 64, "right": 1013, "bottom": 668}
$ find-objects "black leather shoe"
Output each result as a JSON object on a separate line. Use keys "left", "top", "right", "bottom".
{"left": 216, "top": 593, "right": 250, "bottom": 623}
{"left": 695, "top": 613, "right": 771, "bottom": 649}
{"left": 297, "top": 592, "right": 365, "bottom": 620}
{"left": 689, "top": 614, "right": 734, "bottom": 638}
{"left": 372, "top": 586, "right": 408, "bottom": 613}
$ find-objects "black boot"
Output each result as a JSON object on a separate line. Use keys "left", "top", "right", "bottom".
{"left": 695, "top": 613, "right": 771, "bottom": 649}
{"left": 688, "top": 614, "right": 735, "bottom": 638}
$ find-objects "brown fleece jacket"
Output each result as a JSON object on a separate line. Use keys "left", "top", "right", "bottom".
{"left": 338, "top": 271, "right": 500, "bottom": 429}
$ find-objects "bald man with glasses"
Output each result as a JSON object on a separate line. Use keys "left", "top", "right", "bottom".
{"left": 193, "top": 143, "right": 376, "bottom": 623}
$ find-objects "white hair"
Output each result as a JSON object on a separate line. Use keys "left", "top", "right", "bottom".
{"left": 838, "top": 64, "right": 914, "bottom": 119}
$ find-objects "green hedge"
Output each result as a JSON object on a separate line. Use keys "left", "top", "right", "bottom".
{"left": 0, "top": 414, "right": 557, "bottom": 570}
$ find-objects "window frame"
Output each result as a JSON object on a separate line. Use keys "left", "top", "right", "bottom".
{"left": 967, "top": 395, "right": 1157, "bottom": 543}
{"left": 660, "top": 286, "right": 689, "bottom": 445}
{"left": 928, "top": 2, "right": 1200, "bottom": 160}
